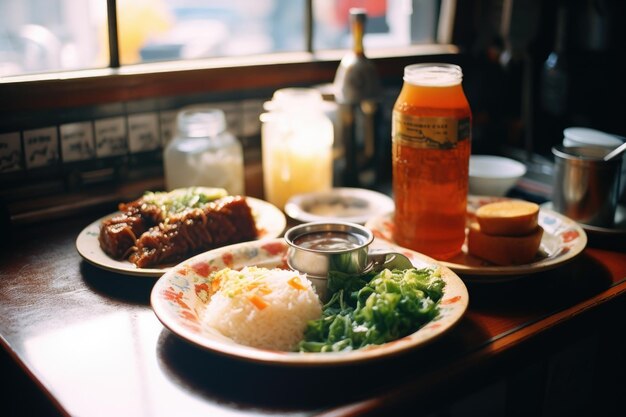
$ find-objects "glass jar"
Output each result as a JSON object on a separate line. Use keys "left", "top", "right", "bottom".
{"left": 260, "top": 88, "right": 334, "bottom": 209}
{"left": 164, "top": 106, "right": 244, "bottom": 195}
{"left": 392, "top": 63, "right": 472, "bottom": 260}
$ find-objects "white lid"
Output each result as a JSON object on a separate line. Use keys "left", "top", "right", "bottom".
{"left": 177, "top": 107, "right": 226, "bottom": 138}
{"left": 403, "top": 63, "right": 463, "bottom": 86}
{"left": 563, "top": 127, "right": 624, "bottom": 148}
{"left": 264, "top": 88, "right": 324, "bottom": 112}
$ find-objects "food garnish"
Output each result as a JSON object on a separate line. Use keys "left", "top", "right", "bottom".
{"left": 299, "top": 267, "right": 445, "bottom": 352}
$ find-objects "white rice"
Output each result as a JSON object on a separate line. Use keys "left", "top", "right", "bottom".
{"left": 203, "top": 266, "right": 322, "bottom": 351}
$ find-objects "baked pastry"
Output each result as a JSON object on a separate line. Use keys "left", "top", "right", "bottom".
{"left": 475, "top": 200, "right": 539, "bottom": 236}
{"left": 467, "top": 222, "right": 543, "bottom": 266}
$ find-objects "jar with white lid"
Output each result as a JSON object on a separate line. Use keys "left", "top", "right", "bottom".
{"left": 164, "top": 106, "right": 244, "bottom": 194}
{"left": 260, "top": 88, "right": 334, "bottom": 209}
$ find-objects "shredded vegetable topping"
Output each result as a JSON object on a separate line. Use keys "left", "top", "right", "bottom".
{"left": 288, "top": 276, "right": 307, "bottom": 291}
{"left": 142, "top": 187, "right": 228, "bottom": 215}
{"left": 299, "top": 267, "right": 445, "bottom": 352}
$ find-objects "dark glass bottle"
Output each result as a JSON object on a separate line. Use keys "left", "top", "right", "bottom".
{"left": 540, "top": 3, "right": 569, "bottom": 154}
{"left": 333, "top": 8, "right": 381, "bottom": 187}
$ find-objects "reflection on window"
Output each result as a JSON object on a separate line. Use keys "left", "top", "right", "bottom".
{"left": 313, "top": 0, "right": 439, "bottom": 50}
{"left": 0, "top": 0, "right": 108, "bottom": 76}
{"left": 118, "top": 0, "right": 306, "bottom": 65}
{"left": 0, "top": 0, "right": 442, "bottom": 76}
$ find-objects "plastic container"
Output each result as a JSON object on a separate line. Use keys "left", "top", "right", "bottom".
{"left": 392, "top": 63, "right": 472, "bottom": 260}
{"left": 164, "top": 106, "right": 244, "bottom": 194}
{"left": 260, "top": 88, "right": 334, "bottom": 209}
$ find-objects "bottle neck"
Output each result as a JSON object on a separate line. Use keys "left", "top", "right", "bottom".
{"left": 350, "top": 10, "right": 366, "bottom": 56}
{"left": 554, "top": 6, "right": 567, "bottom": 54}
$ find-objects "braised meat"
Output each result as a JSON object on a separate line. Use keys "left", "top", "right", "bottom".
{"left": 129, "top": 196, "right": 257, "bottom": 268}
{"left": 99, "top": 189, "right": 258, "bottom": 268}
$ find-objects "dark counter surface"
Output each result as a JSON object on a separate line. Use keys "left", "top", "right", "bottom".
{"left": 1, "top": 207, "right": 625, "bottom": 417}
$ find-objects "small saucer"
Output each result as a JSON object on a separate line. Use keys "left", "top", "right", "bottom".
{"left": 540, "top": 202, "right": 626, "bottom": 236}
{"left": 284, "top": 187, "right": 394, "bottom": 225}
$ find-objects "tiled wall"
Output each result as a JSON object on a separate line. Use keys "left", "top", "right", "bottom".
{"left": 1, "top": 98, "right": 265, "bottom": 174}
{"left": 0, "top": 95, "right": 267, "bottom": 206}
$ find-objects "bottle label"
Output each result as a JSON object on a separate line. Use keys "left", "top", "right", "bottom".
{"left": 392, "top": 112, "right": 470, "bottom": 149}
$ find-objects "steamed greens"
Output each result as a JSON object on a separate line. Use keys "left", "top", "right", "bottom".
{"left": 299, "top": 267, "right": 445, "bottom": 352}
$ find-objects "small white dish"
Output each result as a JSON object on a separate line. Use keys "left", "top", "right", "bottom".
{"left": 75, "top": 197, "right": 286, "bottom": 277}
{"left": 469, "top": 155, "right": 527, "bottom": 197}
{"left": 284, "top": 187, "right": 394, "bottom": 225}
{"left": 150, "top": 238, "right": 468, "bottom": 366}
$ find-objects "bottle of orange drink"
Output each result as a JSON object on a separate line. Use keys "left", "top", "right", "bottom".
{"left": 392, "top": 63, "right": 472, "bottom": 260}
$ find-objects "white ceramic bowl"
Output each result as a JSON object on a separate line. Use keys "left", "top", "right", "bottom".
{"left": 469, "top": 155, "right": 527, "bottom": 197}
{"left": 284, "top": 187, "right": 394, "bottom": 225}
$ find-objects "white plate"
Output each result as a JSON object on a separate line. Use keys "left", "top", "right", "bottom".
{"left": 76, "top": 197, "right": 286, "bottom": 277}
{"left": 150, "top": 238, "right": 468, "bottom": 366}
{"left": 284, "top": 187, "right": 394, "bottom": 225}
{"left": 366, "top": 196, "right": 587, "bottom": 282}
{"left": 540, "top": 202, "right": 626, "bottom": 236}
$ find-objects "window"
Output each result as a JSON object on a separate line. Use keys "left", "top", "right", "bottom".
{"left": 314, "top": 0, "right": 439, "bottom": 50}
{"left": 0, "top": 0, "right": 445, "bottom": 75}
{"left": 0, "top": 0, "right": 107, "bottom": 76}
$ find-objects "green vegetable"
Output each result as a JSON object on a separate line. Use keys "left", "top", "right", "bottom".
{"left": 299, "top": 267, "right": 445, "bottom": 352}
{"left": 142, "top": 187, "right": 228, "bottom": 215}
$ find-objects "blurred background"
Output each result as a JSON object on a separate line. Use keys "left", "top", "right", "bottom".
{"left": 0, "top": 0, "right": 439, "bottom": 72}
{"left": 2, "top": 0, "right": 624, "bottom": 157}
{"left": 1, "top": 0, "right": 625, "bottom": 218}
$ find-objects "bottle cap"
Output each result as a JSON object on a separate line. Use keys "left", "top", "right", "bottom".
{"left": 349, "top": 8, "right": 367, "bottom": 23}
{"left": 264, "top": 88, "right": 324, "bottom": 112}
{"left": 404, "top": 63, "right": 463, "bottom": 86}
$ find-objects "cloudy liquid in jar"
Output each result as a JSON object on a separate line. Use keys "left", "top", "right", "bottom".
{"left": 392, "top": 64, "right": 471, "bottom": 260}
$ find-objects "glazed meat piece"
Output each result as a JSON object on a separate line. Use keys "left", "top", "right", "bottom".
{"left": 98, "top": 205, "right": 150, "bottom": 260}
{"left": 129, "top": 196, "right": 257, "bottom": 268}
{"left": 98, "top": 188, "right": 258, "bottom": 268}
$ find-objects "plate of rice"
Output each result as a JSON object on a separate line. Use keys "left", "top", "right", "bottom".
{"left": 150, "top": 238, "right": 468, "bottom": 366}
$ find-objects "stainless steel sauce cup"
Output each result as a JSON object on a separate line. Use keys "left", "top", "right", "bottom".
{"left": 284, "top": 221, "right": 413, "bottom": 300}
{"left": 552, "top": 145, "right": 623, "bottom": 227}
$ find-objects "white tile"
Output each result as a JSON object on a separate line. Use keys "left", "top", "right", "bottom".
{"left": 128, "top": 112, "right": 160, "bottom": 153}
{"left": 94, "top": 117, "right": 127, "bottom": 158}
{"left": 0, "top": 132, "right": 22, "bottom": 173}
{"left": 23, "top": 126, "right": 59, "bottom": 169}
{"left": 60, "top": 122, "right": 95, "bottom": 162}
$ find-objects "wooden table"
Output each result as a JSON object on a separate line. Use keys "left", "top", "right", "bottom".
{"left": 1, "top": 207, "right": 625, "bottom": 417}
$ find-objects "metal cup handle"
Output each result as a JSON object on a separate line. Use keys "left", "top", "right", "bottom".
{"left": 365, "top": 249, "right": 413, "bottom": 274}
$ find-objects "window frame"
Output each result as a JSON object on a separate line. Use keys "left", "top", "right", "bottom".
{"left": 0, "top": 0, "right": 459, "bottom": 110}
{"left": 0, "top": 44, "right": 459, "bottom": 113}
